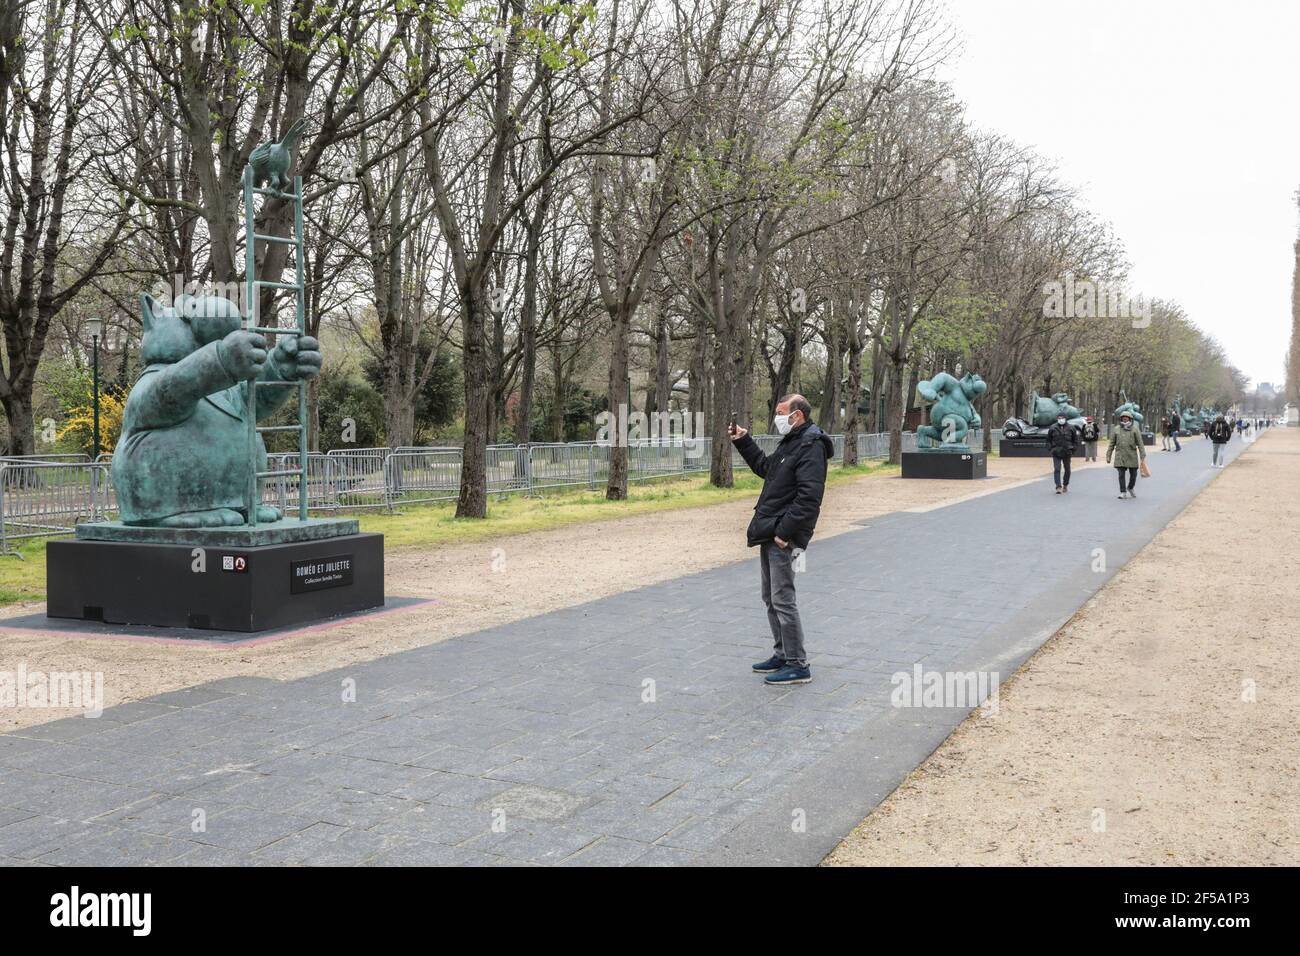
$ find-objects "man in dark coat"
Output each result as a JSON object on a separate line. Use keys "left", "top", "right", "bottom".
{"left": 1208, "top": 413, "right": 1232, "bottom": 467}
{"left": 1047, "top": 412, "right": 1078, "bottom": 494}
{"left": 730, "top": 394, "right": 834, "bottom": 686}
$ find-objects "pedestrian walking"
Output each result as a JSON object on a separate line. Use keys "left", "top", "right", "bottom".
{"left": 1208, "top": 413, "right": 1232, "bottom": 467}
{"left": 1159, "top": 416, "right": 1170, "bottom": 451}
{"left": 1082, "top": 416, "right": 1100, "bottom": 461}
{"left": 1047, "top": 412, "right": 1078, "bottom": 494}
{"left": 1168, "top": 410, "right": 1182, "bottom": 451}
{"left": 1106, "top": 411, "right": 1147, "bottom": 499}
{"left": 730, "top": 394, "right": 833, "bottom": 687}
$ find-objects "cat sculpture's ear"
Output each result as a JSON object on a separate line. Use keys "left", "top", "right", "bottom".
{"left": 140, "top": 293, "right": 161, "bottom": 333}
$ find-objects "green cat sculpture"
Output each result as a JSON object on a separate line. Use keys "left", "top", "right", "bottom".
{"left": 916, "top": 371, "right": 987, "bottom": 448}
{"left": 249, "top": 118, "right": 307, "bottom": 193}
{"left": 112, "top": 293, "right": 321, "bottom": 527}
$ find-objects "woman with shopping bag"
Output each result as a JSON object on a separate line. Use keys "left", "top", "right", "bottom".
{"left": 1106, "top": 411, "right": 1148, "bottom": 499}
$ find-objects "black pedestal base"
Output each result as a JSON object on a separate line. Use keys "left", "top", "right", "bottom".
{"left": 47, "top": 533, "right": 384, "bottom": 632}
{"left": 902, "top": 451, "right": 987, "bottom": 479}
{"left": 999, "top": 437, "right": 1084, "bottom": 457}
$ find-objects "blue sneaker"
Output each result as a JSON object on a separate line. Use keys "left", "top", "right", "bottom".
{"left": 764, "top": 664, "right": 812, "bottom": 686}
{"left": 752, "top": 654, "right": 784, "bottom": 673}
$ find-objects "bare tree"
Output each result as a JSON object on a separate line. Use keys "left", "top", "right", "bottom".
{"left": 1, "top": 0, "right": 136, "bottom": 454}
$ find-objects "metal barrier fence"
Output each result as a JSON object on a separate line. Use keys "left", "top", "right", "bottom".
{"left": 0, "top": 453, "right": 92, "bottom": 464}
{"left": 0, "top": 460, "right": 112, "bottom": 553}
{"left": 261, "top": 451, "right": 391, "bottom": 514}
{"left": 1, "top": 430, "right": 1002, "bottom": 550}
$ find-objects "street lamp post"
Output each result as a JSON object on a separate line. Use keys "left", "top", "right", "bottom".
{"left": 86, "top": 317, "right": 102, "bottom": 459}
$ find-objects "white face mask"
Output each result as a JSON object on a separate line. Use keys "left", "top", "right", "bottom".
{"left": 1057, "top": 418, "right": 1066, "bottom": 426}
{"left": 1121, "top": 420, "right": 1133, "bottom": 429}
{"left": 774, "top": 413, "right": 793, "bottom": 435}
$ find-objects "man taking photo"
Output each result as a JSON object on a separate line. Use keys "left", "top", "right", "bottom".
{"left": 729, "top": 394, "right": 834, "bottom": 687}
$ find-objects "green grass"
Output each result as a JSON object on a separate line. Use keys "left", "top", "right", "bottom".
{"left": 0, "top": 460, "right": 896, "bottom": 609}
{"left": 364, "top": 459, "right": 893, "bottom": 548}
{"left": 0, "top": 538, "right": 47, "bottom": 607}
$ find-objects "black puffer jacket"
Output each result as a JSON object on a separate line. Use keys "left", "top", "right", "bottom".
{"left": 1047, "top": 421, "right": 1078, "bottom": 457}
{"left": 734, "top": 422, "right": 834, "bottom": 549}
{"left": 1209, "top": 419, "right": 1232, "bottom": 443}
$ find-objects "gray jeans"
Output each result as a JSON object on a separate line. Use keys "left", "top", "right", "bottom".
{"left": 760, "top": 541, "right": 806, "bottom": 666}
{"left": 1212, "top": 442, "right": 1225, "bottom": 465}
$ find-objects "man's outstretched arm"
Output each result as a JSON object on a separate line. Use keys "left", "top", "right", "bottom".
{"left": 730, "top": 425, "right": 771, "bottom": 478}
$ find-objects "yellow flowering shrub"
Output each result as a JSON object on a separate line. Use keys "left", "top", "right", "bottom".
{"left": 58, "top": 387, "right": 125, "bottom": 458}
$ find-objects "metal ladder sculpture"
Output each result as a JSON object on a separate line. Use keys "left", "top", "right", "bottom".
{"left": 241, "top": 165, "right": 308, "bottom": 526}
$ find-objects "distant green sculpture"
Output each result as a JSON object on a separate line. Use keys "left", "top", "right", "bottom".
{"left": 1002, "top": 389, "right": 1084, "bottom": 438}
{"left": 1030, "top": 391, "right": 1082, "bottom": 427}
{"left": 916, "top": 371, "right": 986, "bottom": 449}
{"left": 1114, "top": 392, "right": 1144, "bottom": 427}
{"left": 112, "top": 293, "right": 322, "bottom": 527}
{"left": 1174, "top": 397, "right": 1200, "bottom": 432}
{"left": 1172, "top": 398, "right": 1186, "bottom": 429}
{"left": 250, "top": 118, "right": 307, "bottom": 193}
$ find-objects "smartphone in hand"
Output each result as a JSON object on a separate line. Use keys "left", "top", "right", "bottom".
{"left": 728, "top": 412, "right": 738, "bottom": 438}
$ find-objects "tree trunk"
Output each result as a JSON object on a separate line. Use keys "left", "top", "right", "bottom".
{"left": 790, "top": 317, "right": 802, "bottom": 395}
{"left": 886, "top": 351, "right": 907, "bottom": 465}
{"left": 654, "top": 312, "right": 671, "bottom": 424}
{"left": 605, "top": 306, "right": 630, "bottom": 500}
{"left": 486, "top": 391, "right": 501, "bottom": 446}
{"left": 2, "top": 394, "right": 35, "bottom": 456}
{"left": 382, "top": 384, "right": 416, "bottom": 448}
{"left": 517, "top": 319, "right": 537, "bottom": 445}
{"left": 376, "top": 164, "right": 411, "bottom": 449}
{"left": 766, "top": 322, "right": 796, "bottom": 423}
{"left": 823, "top": 337, "right": 842, "bottom": 433}
{"left": 689, "top": 325, "right": 710, "bottom": 433}
{"left": 487, "top": 305, "right": 507, "bottom": 445}
{"left": 709, "top": 311, "right": 743, "bottom": 487}
{"left": 741, "top": 320, "right": 755, "bottom": 429}
{"left": 866, "top": 339, "right": 884, "bottom": 433}
{"left": 457, "top": 286, "right": 490, "bottom": 518}
{"left": 547, "top": 345, "right": 566, "bottom": 441}
{"left": 844, "top": 315, "right": 865, "bottom": 466}
{"left": 307, "top": 376, "right": 321, "bottom": 452}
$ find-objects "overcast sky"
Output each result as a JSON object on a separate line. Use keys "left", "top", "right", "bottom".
{"left": 942, "top": 0, "right": 1297, "bottom": 388}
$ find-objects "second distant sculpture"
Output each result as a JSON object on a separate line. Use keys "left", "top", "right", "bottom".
{"left": 1000, "top": 389, "right": 1087, "bottom": 458}
{"left": 903, "top": 369, "right": 988, "bottom": 479}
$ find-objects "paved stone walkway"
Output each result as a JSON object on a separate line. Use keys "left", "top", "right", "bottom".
{"left": 0, "top": 437, "right": 1243, "bottom": 866}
